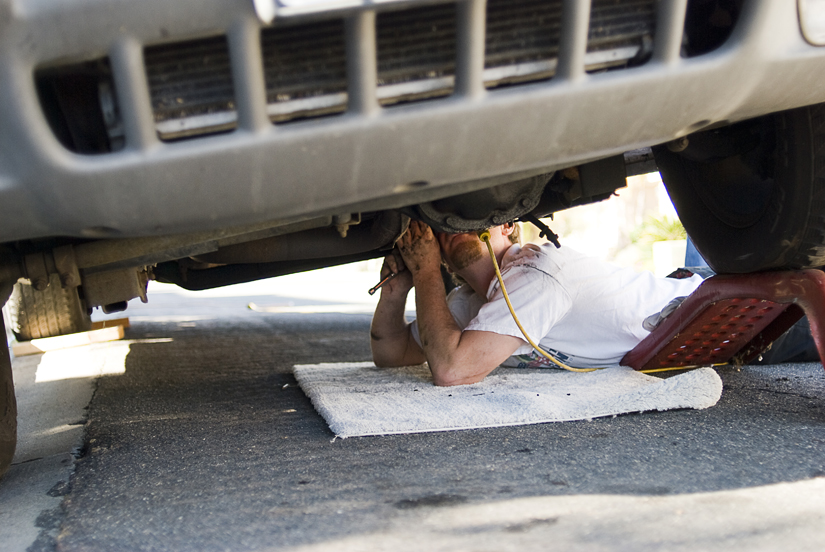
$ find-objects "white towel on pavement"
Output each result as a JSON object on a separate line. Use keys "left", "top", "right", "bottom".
{"left": 292, "top": 362, "right": 723, "bottom": 438}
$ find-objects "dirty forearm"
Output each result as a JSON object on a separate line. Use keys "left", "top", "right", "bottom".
{"left": 411, "top": 267, "right": 466, "bottom": 384}
{"left": 370, "top": 290, "right": 423, "bottom": 367}
{"left": 396, "top": 220, "right": 493, "bottom": 385}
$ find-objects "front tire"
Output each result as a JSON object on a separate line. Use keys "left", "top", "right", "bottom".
{"left": 654, "top": 103, "right": 825, "bottom": 274}
{"left": 7, "top": 274, "right": 92, "bottom": 341}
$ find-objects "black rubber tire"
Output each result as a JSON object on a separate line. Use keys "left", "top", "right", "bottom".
{"left": 0, "top": 313, "right": 17, "bottom": 479}
{"left": 654, "top": 103, "right": 825, "bottom": 274}
{"left": 7, "top": 274, "right": 91, "bottom": 341}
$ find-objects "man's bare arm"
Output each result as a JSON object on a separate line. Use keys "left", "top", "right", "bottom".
{"left": 410, "top": 267, "right": 523, "bottom": 385}
{"left": 370, "top": 251, "right": 426, "bottom": 367}
{"left": 399, "top": 222, "right": 524, "bottom": 386}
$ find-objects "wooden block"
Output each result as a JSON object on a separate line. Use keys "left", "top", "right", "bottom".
{"left": 91, "top": 317, "right": 130, "bottom": 330}
{"left": 12, "top": 325, "right": 126, "bottom": 357}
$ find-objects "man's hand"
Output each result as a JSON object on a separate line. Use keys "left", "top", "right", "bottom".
{"left": 378, "top": 248, "right": 413, "bottom": 298}
{"left": 373, "top": 220, "right": 524, "bottom": 385}
{"left": 396, "top": 221, "right": 442, "bottom": 278}
{"left": 370, "top": 240, "right": 425, "bottom": 369}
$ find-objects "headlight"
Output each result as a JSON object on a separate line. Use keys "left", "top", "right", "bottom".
{"left": 800, "top": 0, "right": 825, "bottom": 46}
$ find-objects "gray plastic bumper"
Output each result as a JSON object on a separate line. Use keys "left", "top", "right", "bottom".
{"left": 1, "top": 0, "right": 824, "bottom": 242}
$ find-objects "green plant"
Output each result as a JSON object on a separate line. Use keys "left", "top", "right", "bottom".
{"left": 630, "top": 216, "right": 687, "bottom": 244}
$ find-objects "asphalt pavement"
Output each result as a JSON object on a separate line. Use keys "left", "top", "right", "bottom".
{"left": 3, "top": 266, "right": 825, "bottom": 551}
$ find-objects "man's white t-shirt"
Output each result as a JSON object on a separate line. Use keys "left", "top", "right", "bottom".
{"left": 411, "top": 243, "right": 704, "bottom": 369}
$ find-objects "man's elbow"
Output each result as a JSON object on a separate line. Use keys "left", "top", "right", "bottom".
{"left": 430, "top": 364, "right": 486, "bottom": 387}
{"left": 371, "top": 345, "right": 422, "bottom": 368}
{"left": 432, "top": 376, "right": 465, "bottom": 387}
{"left": 371, "top": 351, "right": 402, "bottom": 368}
{"left": 432, "top": 375, "right": 485, "bottom": 387}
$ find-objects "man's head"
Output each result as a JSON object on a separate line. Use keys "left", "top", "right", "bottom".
{"left": 435, "top": 223, "right": 519, "bottom": 274}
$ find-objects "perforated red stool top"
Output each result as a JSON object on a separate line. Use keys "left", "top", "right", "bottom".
{"left": 621, "top": 270, "right": 825, "bottom": 372}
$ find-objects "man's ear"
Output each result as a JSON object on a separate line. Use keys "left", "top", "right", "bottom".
{"left": 501, "top": 223, "right": 515, "bottom": 237}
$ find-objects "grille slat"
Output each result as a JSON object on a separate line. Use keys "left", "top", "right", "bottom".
{"left": 261, "top": 18, "right": 347, "bottom": 103}
{"left": 588, "top": 0, "right": 656, "bottom": 52}
{"left": 485, "top": 0, "right": 563, "bottom": 69}
{"left": 376, "top": 3, "right": 457, "bottom": 104}
{"left": 484, "top": 0, "right": 655, "bottom": 86}
{"left": 139, "top": 0, "right": 658, "bottom": 140}
{"left": 144, "top": 35, "right": 236, "bottom": 134}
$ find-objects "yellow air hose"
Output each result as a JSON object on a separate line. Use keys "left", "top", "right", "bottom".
{"left": 478, "top": 229, "right": 600, "bottom": 373}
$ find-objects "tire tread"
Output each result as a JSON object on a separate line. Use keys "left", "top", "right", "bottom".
{"left": 8, "top": 274, "right": 91, "bottom": 341}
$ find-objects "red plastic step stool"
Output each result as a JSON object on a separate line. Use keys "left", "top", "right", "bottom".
{"left": 621, "top": 270, "right": 825, "bottom": 372}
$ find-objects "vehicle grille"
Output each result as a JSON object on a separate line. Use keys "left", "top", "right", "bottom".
{"left": 144, "top": 36, "right": 237, "bottom": 139}
{"left": 38, "top": 0, "right": 662, "bottom": 147}
{"left": 261, "top": 19, "right": 348, "bottom": 123}
{"left": 484, "top": 0, "right": 654, "bottom": 87}
{"left": 376, "top": 3, "right": 457, "bottom": 106}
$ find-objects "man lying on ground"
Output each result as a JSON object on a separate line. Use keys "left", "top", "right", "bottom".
{"left": 369, "top": 221, "right": 706, "bottom": 386}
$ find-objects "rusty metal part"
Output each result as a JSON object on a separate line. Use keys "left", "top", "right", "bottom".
{"left": 193, "top": 211, "right": 408, "bottom": 265}
{"left": 72, "top": 216, "right": 336, "bottom": 274}
{"left": 409, "top": 175, "right": 550, "bottom": 233}
{"left": 19, "top": 248, "right": 81, "bottom": 290}
{"left": 23, "top": 252, "right": 53, "bottom": 291}
{"left": 82, "top": 267, "right": 149, "bottom": 309}
{"left": 623, "top": 147, "right": 658, "bottom": 176}
{"left": 53, "top": 245, "right": 82, "bottom": 288}
{"left": 531, "top": 155, "right": 628, "bottom": 217}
